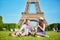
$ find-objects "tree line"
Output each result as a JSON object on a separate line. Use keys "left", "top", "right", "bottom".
{"left": 0, "top": 16, "right": 60, "bottom": 31}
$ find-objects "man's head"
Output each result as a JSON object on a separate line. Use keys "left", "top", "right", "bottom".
{"left": 25, "top": 19, "right": 30, "bottom": 25}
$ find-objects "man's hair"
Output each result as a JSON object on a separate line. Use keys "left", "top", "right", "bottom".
{"left": 24, "top": 19, "right": 30, "bottom": 24}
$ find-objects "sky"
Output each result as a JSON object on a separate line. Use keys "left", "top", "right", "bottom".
{"left": 0, "top": 0, "right": 60, "bottom": 25}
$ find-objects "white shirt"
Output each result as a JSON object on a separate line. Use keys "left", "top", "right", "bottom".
{"left": 19, "top": 24, "right": 31, "bottom": 33}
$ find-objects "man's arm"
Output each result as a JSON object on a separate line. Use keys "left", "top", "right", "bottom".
{"left": 19, "top": 25, "right": 24, "bottom": 32}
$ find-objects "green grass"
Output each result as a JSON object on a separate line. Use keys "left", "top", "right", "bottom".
{"left": 0, "top": 31, "right": 60, "bottom": 40}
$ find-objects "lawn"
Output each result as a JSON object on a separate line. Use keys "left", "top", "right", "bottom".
{"left": 0, "top": 31, "right": 60, "bottom": 40}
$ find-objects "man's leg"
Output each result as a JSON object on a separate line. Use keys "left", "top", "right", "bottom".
{"left": 21, "top": 32, "right": 28, "bottom": 36}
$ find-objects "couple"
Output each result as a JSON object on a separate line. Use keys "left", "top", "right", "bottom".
{"left": 10, "top": 17, "right": 49, "bottom": 37}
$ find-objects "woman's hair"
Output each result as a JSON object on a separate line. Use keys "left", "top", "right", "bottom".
{"left": 38, "top": 19, "right": 45, "bottom": 27}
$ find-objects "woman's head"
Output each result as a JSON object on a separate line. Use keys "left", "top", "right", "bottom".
{"left": 39, "top": 19, "right": 44, "bottom": 24}
{"left": 39, "top": 17, "right": 45, "bottom": 27}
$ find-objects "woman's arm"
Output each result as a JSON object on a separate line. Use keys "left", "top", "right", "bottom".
{"left": 38, "top": 24, "right": 45, "bottom": 31}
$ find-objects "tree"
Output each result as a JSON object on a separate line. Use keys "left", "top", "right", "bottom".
{"left": 54, "top": 23, "right": 58, "bottom": 30}
{"left": 46, "top": 23, "right": 60, "bottom": 31}
{"left": 3, "top": 23, "right": 19, "bottom": 31}
{"left": 0, "top": 16, "right": 3, "bottom": 31}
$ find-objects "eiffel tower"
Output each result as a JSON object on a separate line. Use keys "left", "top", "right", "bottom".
{"left": 19, "top": 0, "right": 47, "bottom": 26}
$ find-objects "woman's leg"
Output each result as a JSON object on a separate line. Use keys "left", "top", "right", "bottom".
{"left": 35, "top": 31, "right": 46, "bottom": 37}
{"left": 35, "top": 32, "right": 45, "bottom": 37}
{"left": 35, "top": 32, "right": 49, "bottom": 37}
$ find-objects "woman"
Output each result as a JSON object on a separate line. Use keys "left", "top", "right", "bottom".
{"left": 19, "top": 19, "right": 34, "bottom": 36}
{"left": 35, "top": 17, "right": 49, "bottom": 37}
